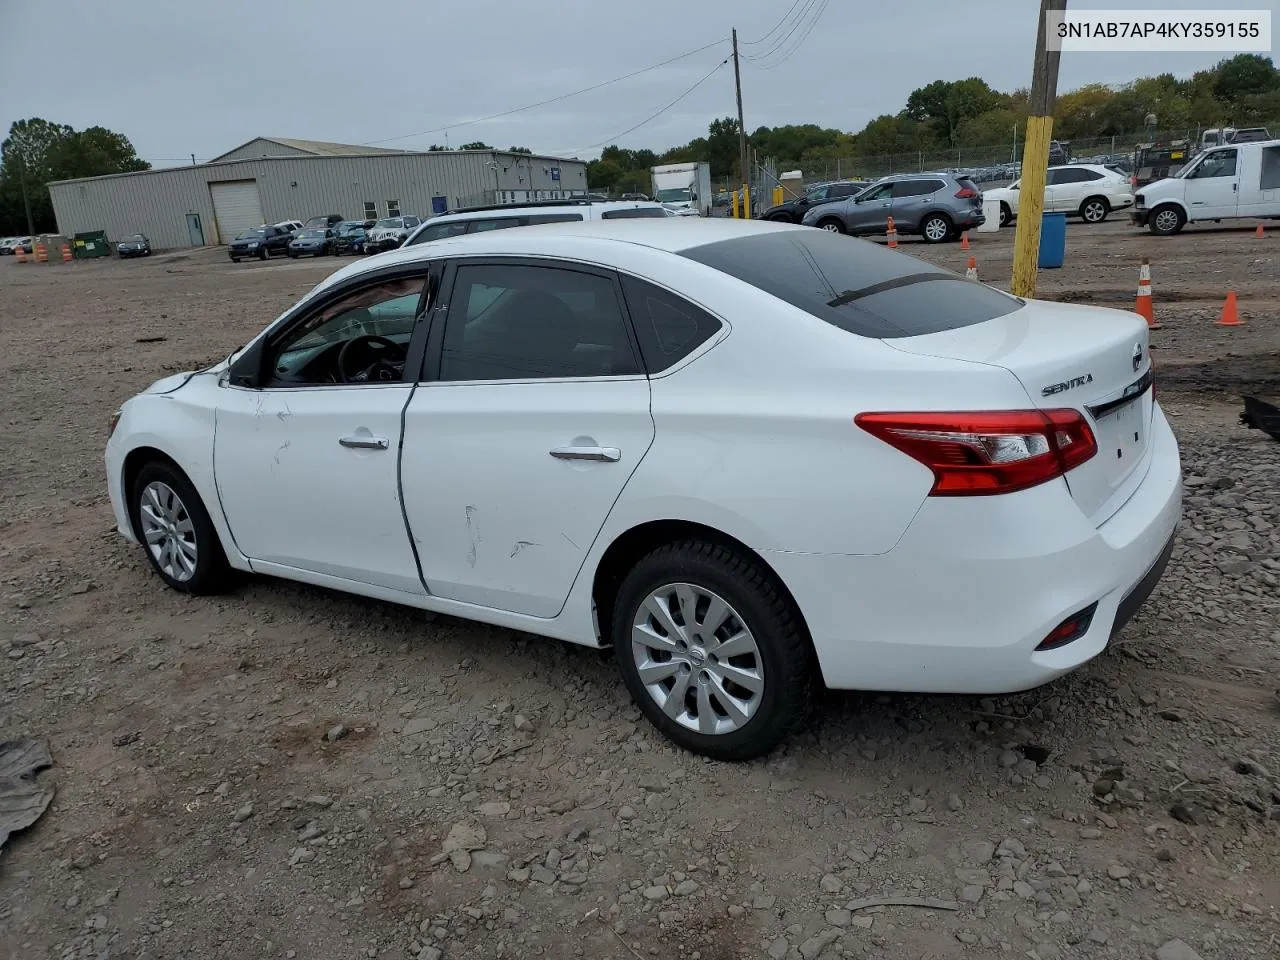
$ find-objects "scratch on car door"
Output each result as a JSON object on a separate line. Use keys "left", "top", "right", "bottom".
{"left": 510, "top": 540, "right": 537, "bottom": 558}
{"left": 465, "top": 505, "right": 479, "bottom": 567}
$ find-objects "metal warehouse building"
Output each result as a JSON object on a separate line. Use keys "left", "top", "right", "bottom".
{"left": 47, "top": 136, "right": 589, "bottom": 250}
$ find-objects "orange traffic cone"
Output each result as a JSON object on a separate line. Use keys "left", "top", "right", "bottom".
{"left": 61, "top": 244, "right": 73, "bottom": 262}
{"left": 15, "top": 244, "right": 27, "bottom": 264}
{"left": 1255, "top": 223, "right": 1266, "bottom": 238}
{"left": 34, "top": 242, "right": 48, "bottom": 263}
{"left": 886, "top": 215, "right": 898, "bottom": 249}
{"left": 965, "top": 256, "right": 978, "bottom": 280}
{"left": 1216, "top": 290, "right": 1243, "bottom": 326}
{"left": 960, "top": 231, "right": 970, "bottom": 250}
{"left": 1134, "top": 257, "right": 1160, "bottom": 330}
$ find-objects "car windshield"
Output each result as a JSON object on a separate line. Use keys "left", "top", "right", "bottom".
{"left": 124, "top": 235, "right": 145, "bottom": 242}
{"left": 680, "top": 229, "right": 1022, "bottom": 339}
{"left": 376, "top": 218, "right": 405, "bottom": 228}
{"left": 337, "top": 223, "right": 363, "bottom": 234}
{"left": 655, "top": 188, "right": 692, "bottom": 202}
{"left": 237, "top": 228, "right": 266, "bottom": 239}
{"left": 299, "top": 229, "right": 327, "bottom": 239}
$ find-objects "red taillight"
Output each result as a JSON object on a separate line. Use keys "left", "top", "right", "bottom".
{"left": 954, "top": 186, "right": 978, "bottom": 198}
{"left": 1035, "top": 603, "right": 1098, "bottom": 651}
{"left": 854, "top": 409, "right": 1097, "bottom": 496}
{"left": 1130, "top": 175, "right": 1137, "bottom": 187}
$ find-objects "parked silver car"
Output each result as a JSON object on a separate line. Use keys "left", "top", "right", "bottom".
{"left": 801, "top": 173, "right": 985, "bottom": 243}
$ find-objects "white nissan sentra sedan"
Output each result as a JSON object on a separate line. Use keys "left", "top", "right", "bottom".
{"left": 106, "top": 219, "right": 1181, "bottom": 760}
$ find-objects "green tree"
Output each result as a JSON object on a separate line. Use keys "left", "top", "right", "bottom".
{"left": 1, "top": 118, "right": 149, "bottom": 234}
{"left": 458, "top": 141, "right": 492, "bottom": 150}
{"left": 506, "top": 146, "right": 533, "bottom": 154}
{"left": 1212, "top": 54, "right": 1279, "bottom": 102}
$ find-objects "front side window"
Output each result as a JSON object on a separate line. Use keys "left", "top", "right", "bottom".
{"left": 1187, "top": 149, "right": 1238, "bottom": 179}
{"left": 439, "top": 263, "right": 640, "bottom": 382}
{"left": 805, "top": 185, "right": 829, "bottom": 202}
{"left": 858, "top": 184, "right": 893, "bottom": 202}
{"left": 268, "top": 276, "right": 428, "bottom": 386}
{"left": 408, "top": 221, "right": 468, "bottom": 244}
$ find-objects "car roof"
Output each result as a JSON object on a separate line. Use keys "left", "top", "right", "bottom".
{"left": 316, "top": 218, "right": 805, "bottom": 290}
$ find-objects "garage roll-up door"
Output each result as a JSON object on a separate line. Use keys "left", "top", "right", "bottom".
{"left": 210, "top": 180, "right": 264, "bottom": 244}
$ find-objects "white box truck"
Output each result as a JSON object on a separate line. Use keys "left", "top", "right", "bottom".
{"left": 651, "top": 162, "right": 712, "bottom": 217}
{"left": 1133, "top": 137, "right": 1280, "bottom": 235}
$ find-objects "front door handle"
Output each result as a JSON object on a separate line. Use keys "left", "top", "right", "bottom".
{"left": 339, "top": 435, "right": 389, "bottom": 450}
{"left": 549, "top": 445, "right": 620, "bottom": 462}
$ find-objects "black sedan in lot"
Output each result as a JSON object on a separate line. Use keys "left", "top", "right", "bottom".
{"left": 759, "top": 179, "right": 871, "bottom": 223}
{"left": 117, "top": 234, "right": 151, "bottom": 258}
{"left": 228, "top": 225, "right": 292, "bottom": 262}
{"left": 332, "top": 221, "right": 367, "bottom": 255}
{"left": 287, "top": 227, "right": 336, "bottom": 257}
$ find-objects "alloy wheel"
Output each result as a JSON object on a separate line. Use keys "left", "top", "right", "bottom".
{"left": 631, "top": 583, "right": 764, "bottom": 736}
{"left": 923, "top": 217, "right": 949, "bottom": 241}
{"left": 1154, "top": 209, "right": 1180, "bottom": 233}
{"left": 139, "top": 481, "right": 198, "bottom": 582}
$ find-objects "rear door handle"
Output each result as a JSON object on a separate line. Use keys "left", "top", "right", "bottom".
{"left": 339, "top": 435, "right": 389, "bottom": 450}
{"left": 549, "top": 445, "right": 620, "bottom": 462}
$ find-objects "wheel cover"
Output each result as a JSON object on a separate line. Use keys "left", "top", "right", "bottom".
{"left": 139, "top": 481, "right": 198, "bottom": 581}
{"left": 631, "top": 583, "right": 764, "bottom": 736}
{"left": 924, "top": 217, "right": 948, "bottom": 240}
{"left": 821, "top": 222, "right": 840, "bottom": 232}
{"left": 1154, "top": 210, "right": 1178, "bottom": 231}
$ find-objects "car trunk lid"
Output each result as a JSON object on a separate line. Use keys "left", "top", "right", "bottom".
{"left": 884, "top": 298, "right": 1154, "bottom": 525}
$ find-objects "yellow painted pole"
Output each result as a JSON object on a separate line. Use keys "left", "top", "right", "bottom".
{"left": 743, "top": 183, "right": 751, "bottom": 219}
{"left": 731, "top": 191, "right": 740, "bottom": 218}
{"left": 1010, "top": 0, "right": 1066, "bottom": 299}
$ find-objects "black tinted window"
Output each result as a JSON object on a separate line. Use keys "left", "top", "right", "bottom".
{"left": 620, "top": 276, "right": 721, "bottom": 373}
{"left": 525, "top": 213, "right": 584, "bottom": 224}
{"left": 680, "top": 230, "right": 1021, "bottom": 338}
{"left": 892, "top": 179, "right": 944, "bottom": 198}
{"left": 468, "top": 218, "right": 523, "bottom": 233}
{"left": 440, "top": 263, "right": 641, "bottom": 381}
{"left": 409, "top": 221, "right": 468, "bottom": 245}
{"left": 601, "top": 208, "right": 668, "bottom": 219}
{"left": 829, "top": 183, "right": 858, "bottom": 198}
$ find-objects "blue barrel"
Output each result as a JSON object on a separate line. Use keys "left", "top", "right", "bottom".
{"left": 1038, "top": 212, "right": 1067, "bottom": 269}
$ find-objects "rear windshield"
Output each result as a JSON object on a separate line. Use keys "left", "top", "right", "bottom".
{"left": 601, "top": 207, "right": 668, "bottom": 219}
{"left": 680, "top": 229, "right": 1022, "bottom": 338}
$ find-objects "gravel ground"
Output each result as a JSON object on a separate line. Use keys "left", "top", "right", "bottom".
{"left": 2, "top": 219, "right": 1278, "bottom": 960}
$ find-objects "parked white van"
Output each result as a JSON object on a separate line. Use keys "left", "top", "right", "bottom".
{"left": 1133, "top": 138, "right": 1280, "bottom": 235}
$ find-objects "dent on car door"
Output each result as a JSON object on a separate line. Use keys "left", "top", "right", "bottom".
{"left": 399, "top": 258, "right": 655, "bottom": 618}
{"left": 213, "top": 271, "right": 435, "bottom": 594}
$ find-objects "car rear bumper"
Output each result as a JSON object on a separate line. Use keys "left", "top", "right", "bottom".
{"left": 764, "top": 402, "right": 1182, "bottom": 694}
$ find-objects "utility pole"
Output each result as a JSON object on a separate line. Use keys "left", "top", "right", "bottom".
{"left": 1011, "top": 0, "right": 1066, "bottom": 298}
{"left": 732, "top": 28, "right": 748, "bottom": 211}
{"left": 18, "top": 159, "right": 35, "bottom": 236}
{"left": 191, "top": 153, "right": 196, "bottom": 166}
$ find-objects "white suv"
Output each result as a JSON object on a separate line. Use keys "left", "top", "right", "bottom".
{"left": 986, "top": 164, "right": 1134, "bottom": 226}
{"left": 402, "top": 199, "right": 669, "bottom": 247}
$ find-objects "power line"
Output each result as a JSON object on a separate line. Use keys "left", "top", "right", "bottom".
{"left": 741, "top": 0, "right": 806, "bottom": 46}
{"left": 742, "top": 0, "right": 819, "bottom": 62}
{"left": 755, "top": 0, "right": 831, "bottom": 70}
{"left": 555, "top": 58, "right": 730, "bottom": 155}
{"left": 361, "top": 40, "right": 728, "bottom": 147}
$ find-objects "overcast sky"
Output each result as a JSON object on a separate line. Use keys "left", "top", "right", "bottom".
{"left": 2, "top": 0, "right": 1275, "bottom": 166}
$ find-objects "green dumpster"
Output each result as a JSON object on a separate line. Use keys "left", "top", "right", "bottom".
{"left": 73, "top": 231, "right": 110, "bottom": 259}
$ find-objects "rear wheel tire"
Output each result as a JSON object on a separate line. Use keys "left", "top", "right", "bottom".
{"left": 231, "top": 257, "right": 240, "bottom": 263}
{"left": 921, "top": 214, "right": 952, "bottom": 243}
{"left": 611, "top": 539, "right": 813, "bottom": 761}
{"left": 999, "top": 202, "right": 1013, "bottom": 227}
{"left": 816, "top": 218, "right": 845, "bottom": 233}
{"left": 1080, "top": 196, "right": 1109, "bottom": 223}
{"left": 1149, "top": 205, "right": 1185, "bottom": 236}
{"left": 130, "top": 461, "right": 233, "bottom": 595}
{"left": 257, "top": 246, "right": 268, "bottom": 261}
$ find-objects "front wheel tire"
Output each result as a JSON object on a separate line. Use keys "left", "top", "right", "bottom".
{"left": 131, "top": 461, "right": 233, "bottom": 595}
{"left": 999, "top": 202, "right": 1013, "bottom": 227}
{"left": 611, "top": 540, "right": 813, "bottom": 761}
{"left": 1149, "top": 205, "right": 1185, "bottom": 236}
{"left": 816, "top": 218, "right": 845, "bottom": 233}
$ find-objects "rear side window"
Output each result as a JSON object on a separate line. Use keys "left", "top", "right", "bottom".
{"left": 601, "top": 208, "right": 668, "bottom": 219}
{"left": 469, "top": 218, "right": 523, "bottom": 233}
{"left": 892, "top": 179, "right": 945, "bottom": 198}
{"left": 408, "top": 221, "right": 468, "bottom": 245}
{"left": 620, "top": 276, "right": 721, "bottom": 372}
{"left": 680, "top": 230, "right": 1021, "bottom": 338}
{"left": 525, "top": 213, "right": 585, "bottom": 224}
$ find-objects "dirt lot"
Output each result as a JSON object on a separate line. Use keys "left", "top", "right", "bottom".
{"left": 1, "top": 219, "right": 1278, "bottom": 960}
